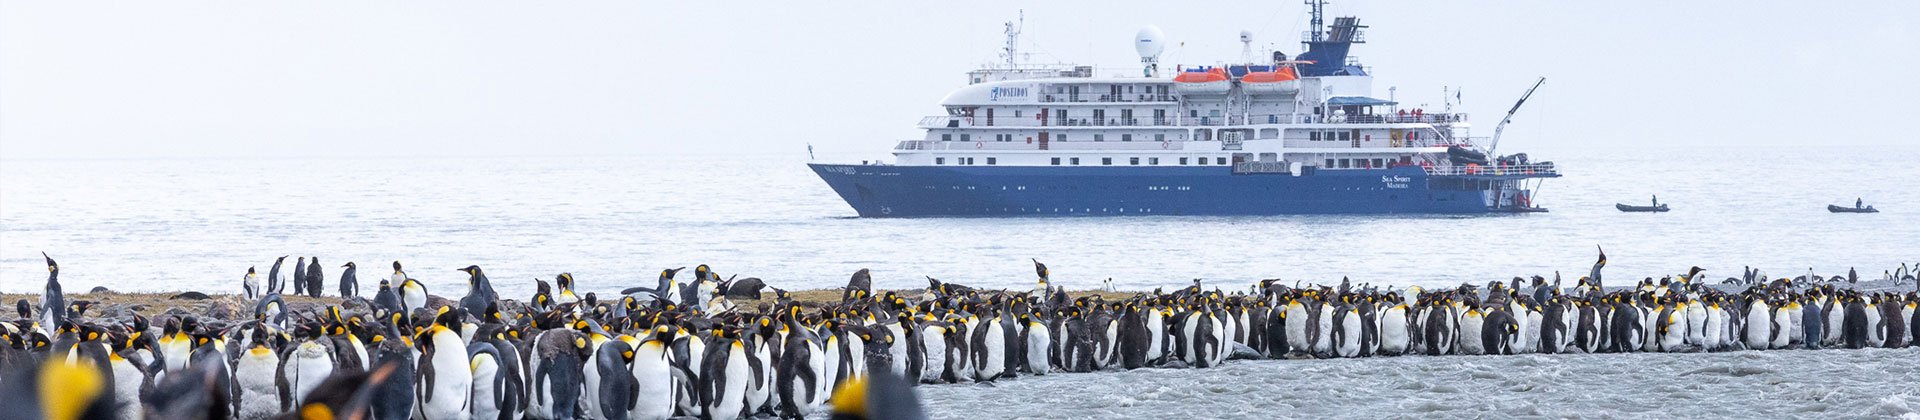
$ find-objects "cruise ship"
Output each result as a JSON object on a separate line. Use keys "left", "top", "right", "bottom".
{"left": 810, "top": 3, "right": 1558, "bottom": 217}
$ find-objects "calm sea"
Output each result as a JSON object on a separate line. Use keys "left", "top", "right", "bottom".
{"left": 2, "top": 144, "right": 1914, "bottom": 298}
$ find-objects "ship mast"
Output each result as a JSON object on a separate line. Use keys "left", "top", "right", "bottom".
{"left": 1306, "top": 0, "right": 1326, "bottom": 43}
{"left": 1001, "top": 10, "right": 1023, "bottom": 68}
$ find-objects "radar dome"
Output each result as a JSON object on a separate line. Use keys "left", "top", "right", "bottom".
{"left": 1135, "top": 26, "right": 1166, "bottom": 58}
{"left": 1239, "top": 30, "right": 1253, "bottom": 43}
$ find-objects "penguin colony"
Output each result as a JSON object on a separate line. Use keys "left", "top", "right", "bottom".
{"left": 2, "top": 252, "right": 1917, "bottom": 420}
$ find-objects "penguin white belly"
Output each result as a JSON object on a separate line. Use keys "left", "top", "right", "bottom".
{"left": 1659, "top": 313, "right": 1687, "bottom": 351}
{"left": 525, "top": 352, "right": 557, "bottom": 420}
{"left": 1640, "top": 308, "right": 1660, "bottom": 352}
{"left": 286, "top": 347, "right": 336, "bottom": 407}
{"left": 975, "top": 324, "right": 1006, "bottom": 379}
{"left": 919, "top": 328, "right": 946, "bottom": 383}
{"left": 1313, "top": 305, "right": 1335, "bottom": 354}
{"left": 234, "top": 351, "right": 282, "bottom": 419}
{"left": 110, "top": 358, "right": 145, "bottom": 420}
{"left": 1457, "top": 315, "right": 1485, "bottom": 355}
{"left": 1786, "top": 306, "right": 1805, "bottom": 345}
{"left": 1180, "top": 313, "right": 1201, "bottom": 364}
{"left": 844, "top": 335, "right": 868, "bottom": 380}
{"left": 581, "top": 342, "right": 607, "bottom": 419}
{"left": 1145, "top": 311, "right": 1166, "bottom": 363}
{"left": 1522, "top": 310, "right": 1543, "bottom": 354}
{"left": 1379, "top": 307, "right": 1409, "bottom": 355}
{"left": 469, "top": 352, "right": 502, "bottom": 420}
{"left": 1771, "top": 309, "right": 1793, "bottom": 349}
{"left": 1335, "top": 311, "right": 1363, "bottom": 358}
{"left": 1283, "top": 305, "right": 1310, "bottom": 352}
{"left": 1107, "top": 319, "right": 1125, "bottom": 367}
{"left": 1825, "top": 303, "right": 1846, "bottom": 345}
{"left": 1686, "top": 305, "right": 1708, "bottom": 346}
{"left": 1703, "top": 308, "right": 1725, "bottom": 350}
{"left": 888, "top": 326, "right": 910, "bottom": 377}
{"left": 630, "top": 344, "right": 675, "bottom": 420}
{"left": 745, "top": 341, "right": 773, "bottom": 416}
{"left": 806, "top": 338, "right": 830, "bottom": 407}
{"left": 1025, "top": 322, "right": 1050, "bottom": 375}
{"left": 421, "top": 332, "right": 474, "bottom": 420}
{"left": 1210, "top": 315, "right": 1230, "bottom": 365}
{"left": 159, "top": 338, "right": 192, "bottom": 374}
{"left": 1744, "top": 305, "right": 1771, "bottom": 349}
{"left": 1864, "top": 309, "right": 1885, "bottom": 347}
{"left": 819, "top": 335, "right": 841, "bottom": 396}
{"left": 710, "top": 343, "right": 752, "bottom": 420}
{"left": 677, "top": 337, "right": 707, "bottom": 414}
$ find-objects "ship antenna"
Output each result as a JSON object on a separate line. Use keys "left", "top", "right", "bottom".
{"left": 1307, "top": 0, "right": 1326, "bottom": 44}
{"left": 1001, "top": 10, "right": 1023, "bottom": 68}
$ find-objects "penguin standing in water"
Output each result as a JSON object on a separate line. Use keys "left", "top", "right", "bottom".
{"left": 1331, "top": 304, "right": 1363, "bottom": 358}
{"left": 293, "top": 256, "right": 308, "bottom": 296}
{"left": 1378, "top": 301, "right": 1411, "bottom": 356}
{"left": 1610, "top": 297, "right": 1644, "bottom": 353}
{"left": 40, "top": 253, "right": 65, "bottom": 332}
{"left": 1538, "top": 299, "right": 1568, "bottom": 354}
{"left": 1456, "top": 306, "right": 1486, "bottom": 355}
{"left": 339, "top": 262, "right": 359, "bottom": 298}
{"left": 416, "top": 308, "right": 474, "bottom": 420}
{"left": 1423, "top": 299, "right": 1455, "bottom": 356}
{"left": 1481, "top": 308, "right": 1518, "bottom": 355}
{"left": 304, "top": 256, "right": 324, "bottom": 298}
{"left": 243, "top": 267, "right": 261, "bottom": 301}
{"left": 1744, "top": 297, "right": 1775, "bottom": 350}
{"left": 1800, "top": 299, "right": 1824, "bottom": 349}
{"left": 1841, "top": 296, "right": 1870, "bottom": 349}
{"left": 1022, "top": 310, "right": 1053, "bottom": 374}
{"left": 1770, "top": 298, "right": 1794, "bottom": 349}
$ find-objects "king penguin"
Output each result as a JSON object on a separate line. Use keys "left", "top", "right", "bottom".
{"left": 339, "top": 261, "right": 359, "bottom": 298}
{"left": 304, "top": 256, "right": 324, "bottom": 298}
{"left": 293, "top": 256, "right": 307, "bottom": 296}
{"left": 242, "top": 266, "right": 261, "bottom": 301}
{"left": 416, "top": 307, "right": 474, "bottom": 420}
{"left": 40, "top": 253, "right": 65, "bottom": 334}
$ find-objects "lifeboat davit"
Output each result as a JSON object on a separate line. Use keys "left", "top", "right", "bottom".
{"left": 1240, "top": 66, "right": 1300, "bottom": 95}
{"left": 1173, "top": 68, "right": 1231, "bottom": 95}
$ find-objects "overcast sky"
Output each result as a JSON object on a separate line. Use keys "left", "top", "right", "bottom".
{"left": 3, "top": 1, "right": 1914, "bottom": 160}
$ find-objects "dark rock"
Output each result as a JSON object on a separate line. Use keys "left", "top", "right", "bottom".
{"left": 164, "top": 307, "right": 191, "bottom": 317}
{"left": 89, "top": 286, "right": 113, "bottom": 294}
{"left": 204, "top": 302, "right": 235, "bottom": 320}
{"left": 426, "top": 295, "right": 456, "bottom": 310}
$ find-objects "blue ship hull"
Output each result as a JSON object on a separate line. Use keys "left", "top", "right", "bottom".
{"left": 809, "top": 163, "right": 1548, "bottom": 217}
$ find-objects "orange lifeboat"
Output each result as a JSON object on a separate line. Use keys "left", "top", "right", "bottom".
{"left": 1240, "top": 66, "right": 1300, "bottom": 95}
{"left": 1173, "top": 68, "right": 1231, "bottom": 95}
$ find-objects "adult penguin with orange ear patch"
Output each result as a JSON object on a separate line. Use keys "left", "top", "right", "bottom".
{"left": 415, "top": 307, "right": 473, "bottom": 420}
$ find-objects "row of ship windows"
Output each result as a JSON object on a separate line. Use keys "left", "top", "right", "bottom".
{"left": 942, "top": 133, "right": 1169, "bottom": 142}
{"left": 934, "top": 157, "right": 1229, "bottom": 166}
{"left": 1328, "top": 158, "right": 1393, "bottom": 169}
{"left": 920, "top": 186, "right": 1195, "bottom": 191}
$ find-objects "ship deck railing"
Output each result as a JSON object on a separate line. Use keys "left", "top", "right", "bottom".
{"left": 918, "top": 112, "right": 1467, "bottom": 129}
{"left": 1423, "top": 163, "right": 1559, "bottom": 177}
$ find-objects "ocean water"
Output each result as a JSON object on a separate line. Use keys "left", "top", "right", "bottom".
{"left": 2, "top": 144, "right": 1915, "bottom": 298}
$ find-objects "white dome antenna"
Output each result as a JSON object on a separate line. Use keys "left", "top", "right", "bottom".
{"left": 1136, "top": 25, "right": 1166, "bottom": 77}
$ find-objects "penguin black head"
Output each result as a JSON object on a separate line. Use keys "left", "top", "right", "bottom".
{"left": 695, "top": 264, "right": 712, "bottom": 281}
{"left": 15, "top": 299, "right": 28, "bottom": 319}
{"left": 342, "top": 262, "right": 355, "bottom": 269}
{"left": 392, "top": 260, "right": 403, "bottom": 272}
{"left": 67, "top": 301, "right": 95, "bottom": 319}
{"left": 42, "top": 252, "right": 57, "bottom": 272}
{"left": 660, "top": 267, "right": 684, "bottom": 280}
{"left": 1032, "top": 259, "right": 1049, "bottom": 280}
{"left": 459, "top": 265, "right": 482, "bottom": 277}
{"left": 556, "top": 273, "right": 575, "bottom": 289}
{"left": 247, "top": 266, "right": 256, "bottom": 275}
